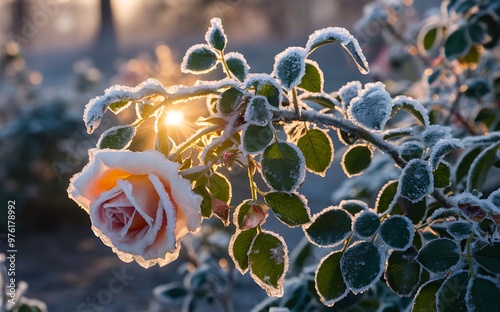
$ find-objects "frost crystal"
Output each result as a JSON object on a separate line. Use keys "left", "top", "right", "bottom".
{"left": 339, "top": 81, "right": 362, "bottom": 111}
{"left": 83, "top": 78, "right": 167, "bottom": 134}
{"left": 347, "top": 82, "right": 392, "bottom": 131}
{"left": 420, "top": 125, "right": 453, "bottom": 148}
{"left": 272, "top": 47, "right": 307, "bottom": 90}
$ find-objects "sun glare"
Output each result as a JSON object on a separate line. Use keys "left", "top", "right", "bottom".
{"left": 165, "top": 111, "right": 184, "bottom": 126}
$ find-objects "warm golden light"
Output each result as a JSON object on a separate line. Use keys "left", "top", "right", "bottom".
{"left": 165, "top": 111, "right": 184, "bottom": 126}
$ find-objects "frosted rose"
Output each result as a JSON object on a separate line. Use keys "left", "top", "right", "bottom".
{"left": 68, "top": 149, "right": 202, "bottom": 268}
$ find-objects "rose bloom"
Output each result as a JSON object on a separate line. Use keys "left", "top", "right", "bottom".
{"left": 68, "top": 149, "right": 202, "bottom": 268}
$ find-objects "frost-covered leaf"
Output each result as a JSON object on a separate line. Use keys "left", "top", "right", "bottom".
{"left": 339, "top": 81, "right": 361, "bottom": 111}
{"left": 466, "top": 142, "right": 500, "bottom": 192}
{"left": 340, "top": 242, "right": 383, "bottom": 294}
{"left": 352, "top": 210, "right": 380, "bottom": 238}
{"left": 224, "top": 52, "right": 250, "bottom": 82}
{"left": 229, "top": 227, "right": 258, "bottom": 274}
{"left": 249, "top": 230, "right": 288, "bottom": 297}
{"left": 297, "top": 129, "right": 333, "bottom": 176}
{"left": 417, "top": 238, "right": 460, "bottom": 273}
{"left": 433, "top": 161, "right": 452, "bottom": 188}
{"left": 454, "top": 146, "right": 482, "bottom": 186}
{"left": 264, "top": 192, "right": 310, "bottom": 227}
{"left": 217, "top": 87, "right": 244, "bottom": 115}
{"left": 385, "top": 247, "right": 421, "bottom": 297}
{"left": 465, "top": 275, "right": 500, "bottom": 311}
{"left": 272, "top": 47, "right": 307, "bottom": 90}
{"left": 205, "top": 17, "right": 227, "bottom": 51}
{"left": 244, "top": 96, "right": 273, "bottom": 126}
{"left": 392, "top": 96, "right": 430, "bottom": 127}
{"left": 242, "top": 124, "right": 274, "bottom": 154}
{"left": 376, "top": 180, "right": 398, "bottom": 214}
{"left": 462, "top": 131, "right": 500, "bottom": 147}
{"left": 399, "top": 141, "right": 424, "bottom": 162}
{"left": 245, "top": 74, "right": 282, "bottom": 108}
{"left": 383, "top": 128, "right": 413, "bottom": 140}
{"left": 420, "top": 125, "right": 452, "bottom": 148}
{"left": 109, "top": 100, "right": 131, "bottom": 114}
{"left": 341, "top": 144, "right": 372, "bottom": 177}
{"left": 84, "top": 78, "right": 167, "bottom": 133}
{"left": 444, "top": 26, "right": 471, "bottom": 60}
{"left": 488, "top": 189, "right": 500, "bottom": 209}
{"left": 340, "top": 199, "right": 369, "bottom": 216}
{"left": 347, "top": 82, "right": 392, "bottom": 131}
{"left": 412, "top": 278, "right": 444, "bottom": 312}
{"left": 304, "top": 207, "right": 352, "bottom": 247}
{"left": 297, "top": 60, "right": 324, "bottom": 93}
{"left": 429, "top": 139, "right": 463, "bottom": 170}
{"left": 472, "top": 242, "right": 500, "bottom": 274}
{"left": 261, "top": 141, "right": 305, "bottom": 192}
{"left": 97, "top": 125, "right": 136, "bottom": 149}
{"left": 436, "top": 270, "right": 469, "bottom": 312}
{"left": 315, "top": 252, "right": 349, "bottom": 307}
{"left": 300, "top": 93, "right": 341, "bottom": 111}
{"left": 428, "top": 207, "right": 461, "bottom": 222}
{"left": 446, "top": 220, "right": 472, "bottom": 240}
{"left": 181, "top": 44, "right": 218, "bottom": 74}
{"left": 305, "top": 27, "right": 369, "bottom": 74}
{"left": 398, "top": 159, "right": 434, "bottom": 203}
{"left": 379, "top": 215, "right": 414, "bottom": 250}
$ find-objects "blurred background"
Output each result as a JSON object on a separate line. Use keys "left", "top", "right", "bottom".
{"left": 0, "top": 0, "right": 435, "bottom": 311}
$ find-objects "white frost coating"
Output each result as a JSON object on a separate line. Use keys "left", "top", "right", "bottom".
{"left": 465, "top": 275, "right": 500, "bottom": 311}
{"left": 393, "top": 95, "right": 430, "bottom": 127}
{"left": 347, "top": 82, "right": 392, "bottom": 131}
{"left": 224, "top": 52, "right": 250, "bottom": 79}
{"left": 397, "top": 159, "right": 434, "bottom": 203}
{"left": 305, "top": 27, "right": 369, "bottom": 74}
{"left": 315, "top": 251, "right": 350, "bottom": 307}
{"left": 462, "top": 131, "right": 500, "bottom": 147}
{"left": 270, "top": 245, "right": 284, "bottom": 265}
{"left": 340, "top": 199, "right": 369, "bottom": 211}
{"left": 428, "top": 207, "right": 460, "bottom": 222}
{"left": 272, "top": 47, "right": 307, "bottom": 90}
{"left": 84, "top": 78, "right": 167, "bottom": 134}
{"left": 244, "top": 96, "right": 273, "bottom": 126}
{"left": 487, "top": 188, "right": 500, "bottom": 209}
{"left": 340, "top": 241, "right": 385, "bottom": 294}
{"left": 429, "top": 138, "right": 464, "bottom": 170}
{"left": 248, "top": 230, "right": 289, "bottom": 297}
{"left": 419, "top": 125, "right": 453, "bottom": 148}
{"left": 180, "top": 44, "right": 219, "bottom": 75}
{"left": 204, "top": 17, "right": 227, "bottom": 49}
{"left": 339, "top": 81, "right": 362, "bottom": 111}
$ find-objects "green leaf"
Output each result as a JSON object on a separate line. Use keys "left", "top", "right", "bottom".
{"left": 181, "top": 44, "right": 218, "bottom": 74}
{"left": 433, "top": 162, "right": 451, "bottom": 188}
{"left": 249, "top": 230, "right": 288, "bottom": 297}
{"left": 242, "top": 124, "right": 274, "bottom": 154}
{"left": 300, "top": 93, "right": 341, "bottom": 110}
{"left": 399, "top": 159, "right": 434, "bottom": 203}
{"left": 444, "top": 27, "right": 471, "bottom": 60}
{"left": 297, "top": 60, "right": 323, "bottom": 93}
{"left": 379, "top": 215, "right": 414, "bottom": 250}
{"left": 304, "top": 207, "right": 352, "bottom": 247}
{"left": 264, "top": 192, "right": 310, "bottom": 227}
{"left": 466, "top": 276, "right": 500, "bottom": 311}
{"left": 315, "top": 252, "right": 349, "bottom": 306}
{"left": 417, "top": 238, "right": 460, "bottom": 274}
{"left": 273, "top": 47, "right": 307, "bottom": 89}
{"left": 454, "top": 146, "right": 482, "bottom": 185}
{"left": 446, "top": 221, "right": 472, "bottom": 240}
{"left": 399, "top": 141, "right": 425, "bottom": 162}
{"left": 109, "top": 100, "right": 131, "bottom": 114}
{"left": 436, "top": 271, "right": 469, "bottom": 312}
{"left": 472, "top": 242, "right": 500, "bottom": 274}
{"left": 205, "top": 17, "right": 226, "bottom": 51}
{"left": 217, "top": 87, "right": 244, "bottom": 115}
{"left": 466, "top": 142, "right": 500, "bottom": 192}
{"left": 376, "top": 180, "right": 398, "bottom": 214}
{"left": 352, "top": 210, "right": 380, "bottom": 238}
{"left": 340, "top": 242, "right": 383, "bottom": 294}
{"left": 422, "top": 27, "right": 438, "bottom": 51}
{"left": 195, "top": 172, "right": 232, "bottom": 218}
{"left": 261, "top": 141, "right": 305, "bottom": 192}
{"left": 392, "top": 96, "right": 430, "bottom": 127}
{"left": 256, "top": 82, "right": 281, "bottom": 108}
{"left": 97, "top": 125, "right": 136, "bottom": 149}
{"left": 225, "top": 52, "right": 249, "bottom": 82}
{"left": 153, "top": 283, "right": 188, "bottom": 302}
{"left": 229, "top": 227, "right": 258, "bottom": 274}
{"left": 385, "top": 247, "right": 421, "bottom": 296}
{"left": 412, "top": 278, "right": 445, "bottom": 312}
{"left": 341, "top": 144, "right": 372, "bottom": 177}
{"left": 297, "top": 129, "right": 334, "bottom": 176}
